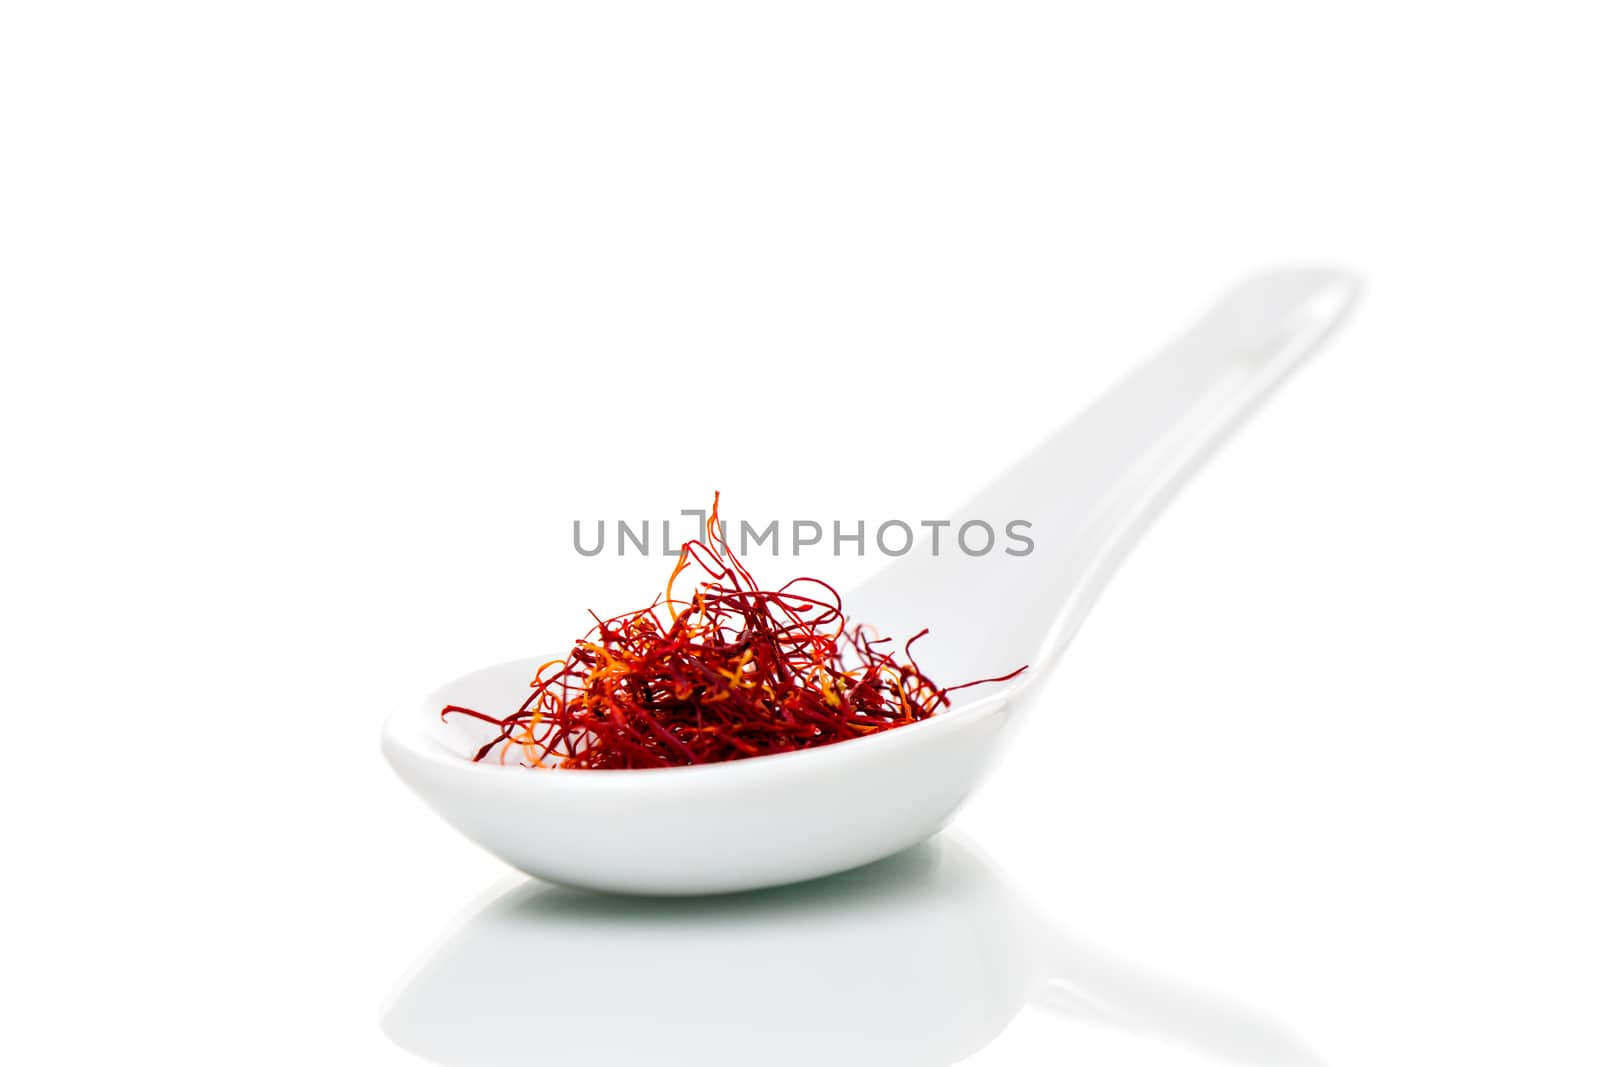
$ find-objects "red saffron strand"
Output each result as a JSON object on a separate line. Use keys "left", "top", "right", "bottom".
{"left": 442, "top": 494, "right": 1027, "bottom": 770}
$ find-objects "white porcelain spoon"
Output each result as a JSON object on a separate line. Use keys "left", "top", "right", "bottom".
{"left": 382, "top": 268, "right": 1360, "bottom": 895}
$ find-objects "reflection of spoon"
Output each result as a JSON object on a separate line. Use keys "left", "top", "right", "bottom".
{"left": 381, "top": 835, "right": 1323, "bottom": 1066}
{"left": 383, "top": 269, "right": 1360, "bottom": 894}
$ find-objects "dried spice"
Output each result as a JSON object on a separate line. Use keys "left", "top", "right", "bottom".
{"left": 444, "top": 495, "right": 1025, "bottom": 769}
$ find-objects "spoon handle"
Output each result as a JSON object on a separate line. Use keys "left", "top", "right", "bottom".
{"left": 848, "top": 268, "right": 1360, "bottom": 693}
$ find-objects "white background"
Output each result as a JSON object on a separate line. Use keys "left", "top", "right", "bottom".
{"left": 3, "top": 2, "right": 1598, "bottom": 1064}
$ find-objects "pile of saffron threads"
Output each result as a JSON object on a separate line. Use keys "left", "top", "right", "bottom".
{"left": 442, "top": 495, "right": 1027, "bottom": 770}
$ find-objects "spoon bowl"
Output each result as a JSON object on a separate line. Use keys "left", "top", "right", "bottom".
{"left": 383, "top": 268, "right": 1360, "bottom": 894}
{"left": 382, "top": 656, "right": 1017, "bottom": 894}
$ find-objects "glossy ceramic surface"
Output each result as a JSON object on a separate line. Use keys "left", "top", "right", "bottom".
{"left": 382, "top": 268, "right": 1360, "bottom": 894}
